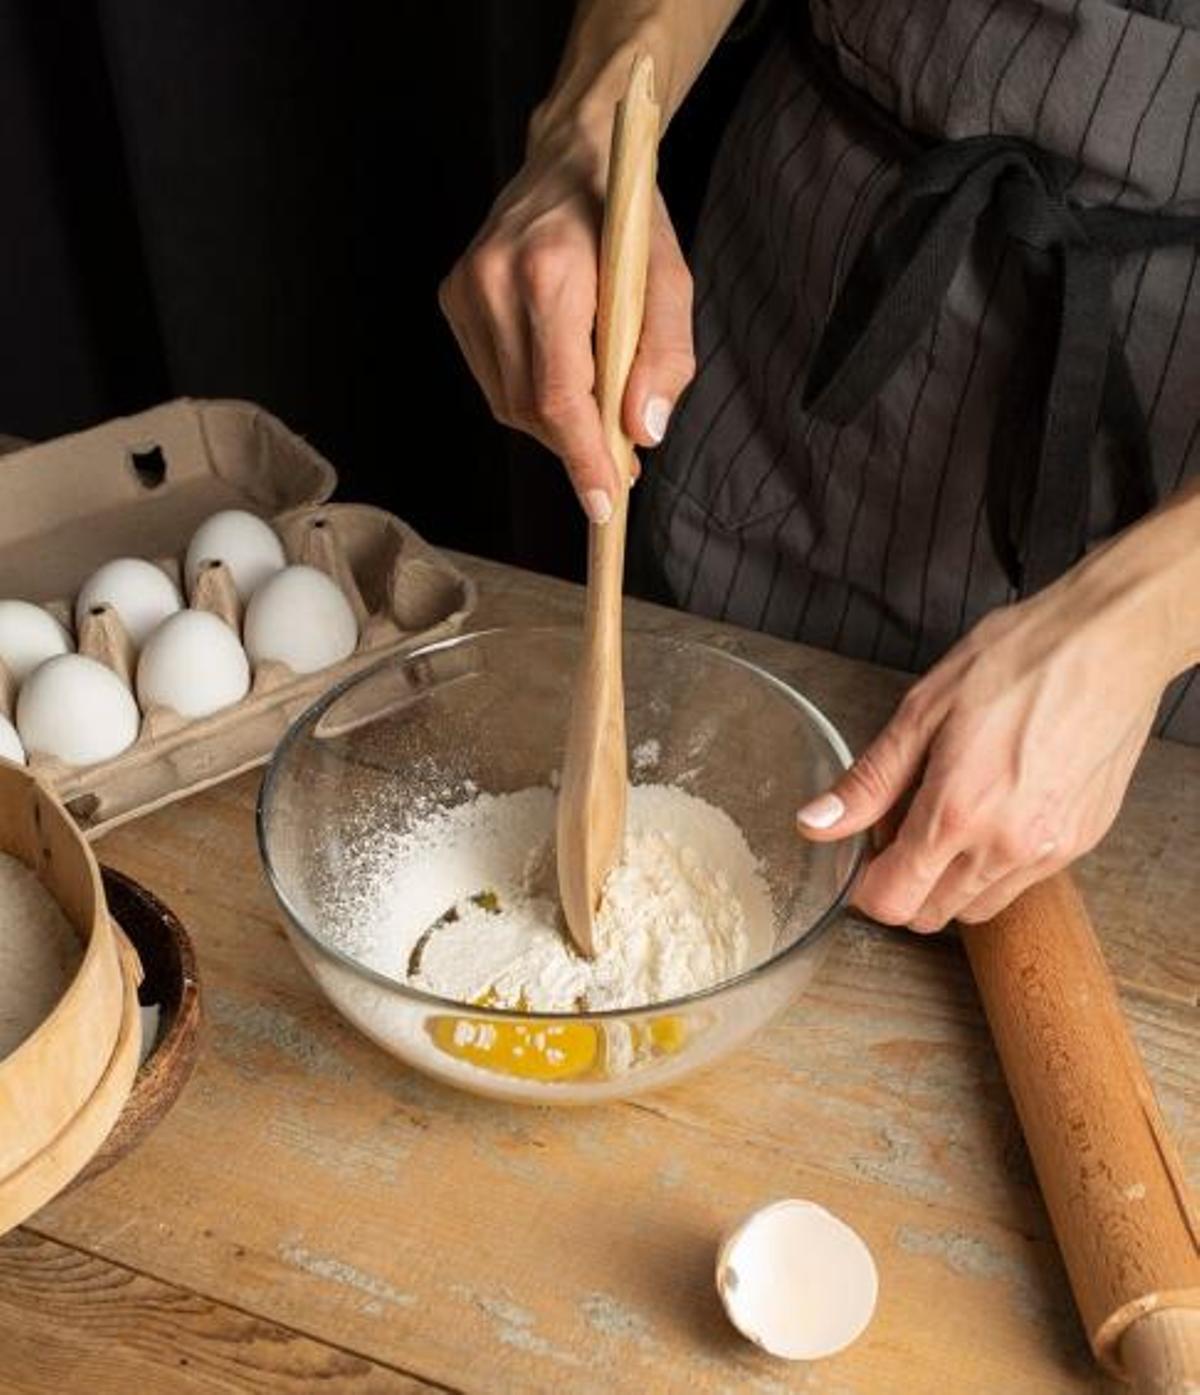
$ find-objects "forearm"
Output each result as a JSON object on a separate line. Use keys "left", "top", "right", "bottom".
{"left": 1060, "top": 476, "right": 1200, "bottom": 682}
{"left": 527, "top": 0, "right": 744, "bottom": 175}
{"left": 1134, "top": 477, "right": 1200, "bottom": 676}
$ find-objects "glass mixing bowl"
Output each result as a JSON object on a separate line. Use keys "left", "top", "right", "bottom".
{"left": 258, "top": 626, "right": 863, "bottom": 1104}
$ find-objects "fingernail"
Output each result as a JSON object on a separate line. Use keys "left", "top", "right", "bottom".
{"left": 797, "top": 793, "right": 845, "bottom": 830}
{"left": 583, "top": 489, "right": 612, "bottom": 526}
{"left": 643, "top": 396, "right": 671, "bottom": 444}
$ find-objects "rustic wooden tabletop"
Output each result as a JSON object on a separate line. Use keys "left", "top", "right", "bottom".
{"left": 1, "top": 553, "right": 1196, "bottom": 1395}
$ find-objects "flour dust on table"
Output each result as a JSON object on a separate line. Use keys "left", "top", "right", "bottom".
{"left": 329, "top": 784, "right": 776, "bottom": 1012}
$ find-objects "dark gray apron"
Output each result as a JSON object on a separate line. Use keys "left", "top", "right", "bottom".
{"left": 642, "top": 0, "right": 1200, "bottom": 742}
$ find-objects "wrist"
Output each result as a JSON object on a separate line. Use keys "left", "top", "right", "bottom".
{"left": 528, "top": 24, "right": 667, "bottom": 177}
{"left": 525, "top": 96, "right": 615, "bottom": 200}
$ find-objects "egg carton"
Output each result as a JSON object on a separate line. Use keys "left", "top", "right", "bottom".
{"left": 0, "top": 400, "right": 477, "bottom": 836}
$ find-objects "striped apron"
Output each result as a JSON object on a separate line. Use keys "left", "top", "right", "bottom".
{"left": 641, "top": 0, "right": 1200, "bottom": 742}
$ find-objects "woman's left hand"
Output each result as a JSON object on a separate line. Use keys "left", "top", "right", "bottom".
{"left": 795, "top": 486, "right": 1200, "bottom": 930}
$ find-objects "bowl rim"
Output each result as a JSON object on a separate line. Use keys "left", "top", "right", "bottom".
{"left": 256, "top": 624, "right": 866, "bottom": 1022}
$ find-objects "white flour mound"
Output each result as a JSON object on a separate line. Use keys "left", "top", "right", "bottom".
{"left": 0, "top": 851, "right": 83, "bottom": 1058}
{"left": 339, "top": 785, "right": 775, "bottom": 1012}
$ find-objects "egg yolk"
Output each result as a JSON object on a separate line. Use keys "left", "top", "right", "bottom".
{"left": 429, "top": 1016, "right": 599, "bottom": 1080}
{"left": 640, "top": 1015, "right": 687, "bottom": 1054}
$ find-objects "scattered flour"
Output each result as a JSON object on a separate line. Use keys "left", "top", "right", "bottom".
{"left": 0, "top": 851, "right": 83, "bottom": 1058}
{"left": 333, "top": 785, "right": 775, "bottom": 1012}
{"left": 630, "top": 738, "right": 661, "bottom": 776}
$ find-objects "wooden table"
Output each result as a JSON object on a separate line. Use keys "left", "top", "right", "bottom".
{"left": 2, "top": 554, "right": 1196, "bottom": 1394}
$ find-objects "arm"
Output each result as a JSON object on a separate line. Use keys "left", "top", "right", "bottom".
{"left": 798, "top": 479, "right": 1200, "bottom": 929}
{"left": 529, "top": 0, "right": 745, "bottom": 158}
{"left": 439, "top": 0, "right": 744, "bottom": 522}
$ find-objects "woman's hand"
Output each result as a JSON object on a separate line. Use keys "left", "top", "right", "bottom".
{"left": 796, "top": 485, "right": 1200, "bottom": 930}
{"left": 438, "top": 127, "right": 695, "bottom": 525}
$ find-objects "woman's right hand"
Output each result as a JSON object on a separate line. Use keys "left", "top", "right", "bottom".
{"left": 438, "top": 125, "right": 695, "bottom": 525}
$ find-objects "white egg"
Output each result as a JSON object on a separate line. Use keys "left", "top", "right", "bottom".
{"left": 76, "top": 558, "right": 182, "bottom": 649}
{"left": 243, "top": 565, "right": 358, "bottom": 675}
{"left": 137, "top": 610, "right": 250, "bottom": 718}
{"left": 17, "top": 654, "right": 140, "bottom": 766}
{"left": 0, "top": 600, "right": 72, "bottom": 683}
{"left": 716, "top": 1199, "right": 878, "bottom": 1361}
{"left": 0, "top": 714, "right": 26, "bottom": 765}
{"left": 185, "top": 509, "right": 286, "bottom": 603}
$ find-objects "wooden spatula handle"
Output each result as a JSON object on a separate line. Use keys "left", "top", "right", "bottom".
{"left": 587, "top": 50, "right": 658, "bottom": 662}
{"left": 556, "top": 54, "right": 659, "bottom": 956}
{"left": 961, "top": 873, "right": 1200, "bottom": 1387}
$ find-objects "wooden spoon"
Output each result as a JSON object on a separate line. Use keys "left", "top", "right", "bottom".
{"left": 556, "top": 54, "right": 660, "bottom": 957}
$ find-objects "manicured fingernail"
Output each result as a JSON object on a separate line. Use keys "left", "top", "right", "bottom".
{"left": 583, "top": 489, "right": 613, "bottom": 525}
{"left": 797, "top": 793, "right": 845, "bottom": 830}
{"left": 644, "top": 395, "right": 671, "bottom": 444}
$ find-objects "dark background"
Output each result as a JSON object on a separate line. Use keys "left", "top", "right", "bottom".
{"left": 0, "top": 1, "right": 770, "bottom": 582}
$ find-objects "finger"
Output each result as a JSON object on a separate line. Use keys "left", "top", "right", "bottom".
{"left": 452, "top": 240, "right": 537, "bottom": 437}
{"left": 907, "top": 850, "right": 1002, "bottom": 934}
{"left": 870, "top": 785, "right": 914, "bottom": 853}
{"left": 521, "top": 238, "right": 622, "bottom": 522}
{"left": 920, "top": 814, "right": 1060, "bottom": 926}
{"left": 847, "top": 736, "right": 996, "bottom": 926}
{"left": 438, "top": 272, "right": 507, "bottom": 419}
{"left": 486, "top": 266, "right": 536, "bottom": 430}
{"left": 850, "top": 819, "right": 960, "bottom": 927}
{"left": 796, "top": 692, "right": 935, "bottom": 842}
{"left": 955, "top": 845, "right": 1066, "bottom": 925}
{"left": 622, "top": 192, "right": 695, "bottom": 449}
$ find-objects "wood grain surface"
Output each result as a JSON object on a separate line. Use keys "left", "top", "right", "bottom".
{"left": 0, "top": 1229, "right": 440, "bottom": 1392}
{"left": 6, "top": 554, "right": 1195, "bottom": 1395}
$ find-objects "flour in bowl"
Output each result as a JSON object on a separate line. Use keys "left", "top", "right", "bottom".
{"left": 334, "top": 785, "right": 775, "bottom": 1012}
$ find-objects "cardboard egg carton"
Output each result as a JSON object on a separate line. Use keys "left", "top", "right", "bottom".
{"left": 0, "top": 399, "right": 477, "bottom": 836}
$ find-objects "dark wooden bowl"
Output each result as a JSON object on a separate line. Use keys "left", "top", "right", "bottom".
{"left": 70, "top": 868, "right": 202, "bottom": 1187}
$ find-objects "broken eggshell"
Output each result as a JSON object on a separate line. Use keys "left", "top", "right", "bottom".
{"left": 716, "top": 1198, "right": 878, "bottom": 1361}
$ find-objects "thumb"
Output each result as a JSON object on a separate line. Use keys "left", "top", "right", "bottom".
{"left": 796, "top": 716, "right": 928, "bottom": 842}
{"left": 622, "top": 192, "right": 695, "bottom": 449}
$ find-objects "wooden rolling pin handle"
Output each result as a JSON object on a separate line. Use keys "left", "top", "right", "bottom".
{"left": 1122, "top": 1309, "right": 1200, "bottom": 1395}
{"left": 961, "top": 872, "right": 1200, "bottom": 1384}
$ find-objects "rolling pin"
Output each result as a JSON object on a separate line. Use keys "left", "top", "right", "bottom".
{"left": 961, "top": 873, "right": 1200, "bottom": 1391}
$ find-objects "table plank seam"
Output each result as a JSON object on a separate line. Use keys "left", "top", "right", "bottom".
{"left": 18, "top": 1223, "right": 466, "bottom": 1395}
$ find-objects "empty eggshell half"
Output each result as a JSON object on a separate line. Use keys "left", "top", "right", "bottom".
{"left": 243, "top": 564, "right": 358, "bottom": 675}
{"left": 137, "top": 609, "right": 251, "bottom": 719}
{"left": 76, "top": 558, "right": 183, "bottom": 649}
{"left": 0, "top": 599, "right": 73, "bottom": 683}
{"left": 17, "top": 653, "right": 140, "bottom": 766}
{"left": 185, "top": 509, "right": 286, "bottom": 603}
{"left": 716, "top": 1199, "right": 878, "bottom": 1361}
